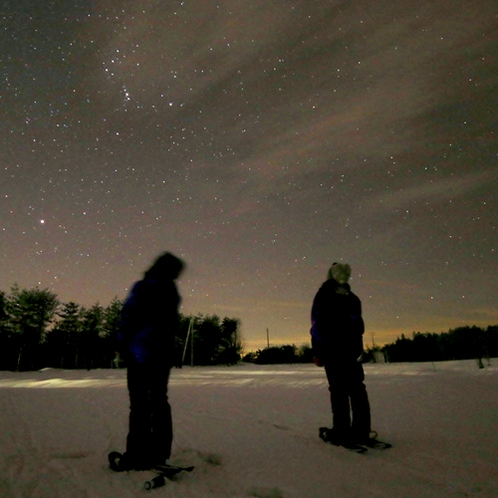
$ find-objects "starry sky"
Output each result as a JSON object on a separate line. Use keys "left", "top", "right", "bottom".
{"left": 1, "top": 0, "right": 497, "bottom": 351}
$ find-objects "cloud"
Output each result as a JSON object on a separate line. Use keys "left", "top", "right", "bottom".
{"left": 364, "top": 169, "right": 497, "bottom": 213}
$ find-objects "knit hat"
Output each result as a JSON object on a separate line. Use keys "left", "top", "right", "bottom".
{"left": 327, "top": 262, "right": 351, "bottom": 284}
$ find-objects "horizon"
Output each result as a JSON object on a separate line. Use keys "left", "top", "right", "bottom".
{"left": 2, "top": 280, "right": 495, "bottom": 353}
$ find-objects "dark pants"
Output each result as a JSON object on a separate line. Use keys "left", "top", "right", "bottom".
{"left": 324, "top": 361, "right": 371, "bottom": 442}
{"left": 126, "top": 362, "right": 173, "bottom": 466}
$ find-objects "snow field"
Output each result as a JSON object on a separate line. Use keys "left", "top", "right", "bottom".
{"left": 0, "top": 360, "right": 496, "bottom": 497}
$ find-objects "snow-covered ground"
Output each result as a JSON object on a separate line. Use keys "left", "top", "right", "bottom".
{"left": 0, "top": 360, "right": 496, "bottom": 497}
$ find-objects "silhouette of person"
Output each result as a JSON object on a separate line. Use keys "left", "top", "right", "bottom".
{"left": 116, "top": 252, "right": 185, "bottom": 470}
{"left": 310, "top": 262, "right": 374, "bottom": 450}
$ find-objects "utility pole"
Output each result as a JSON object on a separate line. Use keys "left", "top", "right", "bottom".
{"left": 267, "top": 328, "right": 270, "bottom": 348}
{"left": 191, "top": 319, "right": 194, "bottom": 367}
{"left": 182, "top": 318, "right": 195, "bottom": 366}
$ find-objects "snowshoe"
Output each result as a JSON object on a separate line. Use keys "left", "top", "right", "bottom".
{"left": 319, "top": 427, "right": 367, "bottom": 454}
{"left": 144, "top": 464, "right": 194, "bottom": 490}
{"left": 355, "top": 431, "right": 392, "bottom": 450}
{"left": 357, "top": 436, "right": 392, "bottom": 450}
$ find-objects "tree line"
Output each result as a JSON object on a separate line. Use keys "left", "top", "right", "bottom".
{"left": 378, "top": 325, "right": 498, "bottom": 364}
{"left": 0, "top": 285, "right": 242, "bottom": 371}
{"left": 1, "top": 285, "right": 495, "bottom": 370}
{"left": 242, "top": 344, "right": 314, "bottom": 364}
{"left": 242, "top": 325, "right": 498, "bottom": 365}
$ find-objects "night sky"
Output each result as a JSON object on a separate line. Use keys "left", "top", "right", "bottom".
{"left": 2, "top": 1, "right": 497, "bottom": 350}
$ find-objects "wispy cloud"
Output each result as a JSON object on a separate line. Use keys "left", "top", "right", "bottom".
{"left": 364, "top": 169, "right": 497, "bottom": 213}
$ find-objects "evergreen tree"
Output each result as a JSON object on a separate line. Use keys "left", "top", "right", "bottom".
{"left": 0, "top": 291, "right": 12, "bottom": 369}
{"left": 6, "top": 285, "right": 59, "bottom": 371}
{"left": 217, "top": 317, "right": 242, "bottom": 364}
{"left": 191, "top": 314, "right": 221, "bottom": 365}
{"left": 46, "top": 301, "right": 82, "bottom": 368}
{"left": 79, "top": 304, "right": 104, "bottom": 370}
{"left": 101, "top": 298, "right": 124, "bottom": 367}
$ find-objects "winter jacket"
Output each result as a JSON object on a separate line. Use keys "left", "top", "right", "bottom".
{"left": 310, "top": 279, "right": 365, "bottom": 364}
{"left": 117, "top": 277, "right": 181, "bottom": 366}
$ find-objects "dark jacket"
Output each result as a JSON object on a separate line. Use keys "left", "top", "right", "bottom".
{"left": 310, "top": 279, "right": 364, "bottom": 364}
{"left": 117, "top": 277, "right": 181, "bottom": 366}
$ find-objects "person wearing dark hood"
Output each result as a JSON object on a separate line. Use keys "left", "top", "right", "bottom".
{"left": 112, "top": 252, "right": 185, "bottom": 471}
{"left": 310, "top": 262, "right": 390, "bottom": 452}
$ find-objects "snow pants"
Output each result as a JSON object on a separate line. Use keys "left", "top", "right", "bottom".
{"left": 126, "top": 362, "right": 173, "bottom": 466}
{"left": 324, "top": 361, "right": 371, "bottom": 442}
